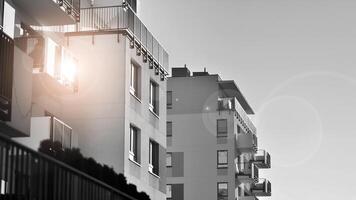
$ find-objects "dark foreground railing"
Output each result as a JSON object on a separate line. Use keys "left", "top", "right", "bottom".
{"left": 0, "top": 30, "right": 14, "bottom": 122}
{"left": 0, "top": 133, "right": 139, "bottom": 200}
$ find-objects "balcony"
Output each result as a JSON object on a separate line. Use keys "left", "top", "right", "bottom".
{"left": 16, "top": 116, "right": 73, "bottom": 151}
{"left": 13, "top": 0, "right": 80, "bottom": 25}
{"left": 15, "top": 25, "right": 78, "bottom": 92}
{"left": 236, "top": 132, "right": 258, "bottom": 152}
{"left": 32, "top": 4, "right": 169, "bottom": 79}
{"left": 218, "top": 97, "right": 256, "bottom": 134}
{"left": 0, "top": 132, "right": 141, "bottom": 200}
{"left": 0, "top": 30, "right": 14, "bottom": 122}
{"left": 235, "top": 157, "right": 259, "bottom": 182}
{"left": 253, "top": 150, "right": 271, "bottom": 169}
{"left": 251, "top": 179, "right": 272, "bottom": 197}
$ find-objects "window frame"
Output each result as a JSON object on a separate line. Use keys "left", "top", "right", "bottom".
{"left": 166, "top": 184, "right": 172, "bottom": 199}
{"left": 217, "top": 150, "right": 228, "bottom": 169}
{"left": 237, "top": 125, "right": 241, "bottom": 134}
{"left": 217, "top": 182, "right": 228, "bottom": 200}
{"left": 129, "top": 125, "right": 140, "bottom": 163}
{"left": 149, "top": 80, "right": 159, "bottom": 115}
{"left": 217, "top": 119, "right": 228, "bottom": 137}
{"left": 51, "top": 116, "right": 72, "bottom": 149}
{"left": 149, "top": 139, "right": 159, "bottom": 176}
{"left": 166, "top": 121, "right": 172, "bottom": 137}
{"left": 167, "top": 91, "right": 173, "bottom": 109}
{"left": 166, "top": 152, "right": 172, "bottom": 168}
{"left": 130, "top": 62, "right": 140, "bottom": 99}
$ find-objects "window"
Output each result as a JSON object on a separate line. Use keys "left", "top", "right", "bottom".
{"left": 167, "top": 121, "right": 172, "bottom": 137}
{"left": 149, "top": 140, "right": 159, "bottom": 176}
{"left": 237, "top": 125, "right": 241, "bottom": 134}
{"left": 217, "top": 119, "right": 227, "bottom": 137}
{"left": 167, "top": 152, "right": 172, "bottom": 168}
{"left": 217, "top": 150, "right": 228, "bottom": 168}
{"left": 129, "top": 125, "right": 140, "bottom": 163}
{"left": 166, "top": 184, "right": 172, "bottom": 199}
{"left": 3, "top": 2, "right": 15, "bottom": 38}
{"left": 217, "top": 182, "right": 228, "bottom": 200}
{"left": 52, "top": 117, "right": 72, "bottom": 149}
{"left": 149, "top": 80, "right": 159, "bottom": 114}
{"left": 167, "top": 91, "right": 172, "bottom": 109}
{"left": 130, "top": 62, "right": 140, "bottom": 98}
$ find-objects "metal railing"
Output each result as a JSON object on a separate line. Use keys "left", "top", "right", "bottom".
{"left": 251, "top": 179, "right": 271, "bottom": 196}
{"left": 56, "top": 0, "right": 80, "bottom": 22}
{"left": 32, "top": 5, "right": 169, "bottom": 74}
{"left": 235, "top": 157, "right": 259, "bottom": 181}
{"left": 0, "top": 30, "right": 14, "bottom": 122}
{"left": 253, "top": 150, "right": 271, "bottom": 169}
{"left": 52, "top": 117, "right": 73, "bottom": 149}
{"left": 0, "top": 132, "right": 140, "bottom": 200}
{"left": 218, "top": 97, "right": 256, "bottom": 134}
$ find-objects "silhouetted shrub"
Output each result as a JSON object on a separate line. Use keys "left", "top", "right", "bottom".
{"left": 38, "top": 140, "right": 151, "bottom": 200}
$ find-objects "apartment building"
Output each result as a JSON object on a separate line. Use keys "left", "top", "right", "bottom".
{"left": 0, "top": 0, "right": 167, "bottom": 199}
{"left": 166, "top": 67, "right": 271, "bottom": 200}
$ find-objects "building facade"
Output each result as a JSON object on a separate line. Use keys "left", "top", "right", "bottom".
{"left": 0, "top": 0, "right": 168, "bottom": 199}
{"left": 166, "top": 67, "right": 271, "bottom": 200}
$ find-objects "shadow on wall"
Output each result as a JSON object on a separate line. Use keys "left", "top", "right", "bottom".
{"left": 38, "top": 140, "right": 150, "bottom": 200}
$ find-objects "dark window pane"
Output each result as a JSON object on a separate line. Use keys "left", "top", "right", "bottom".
{"left": 167, "top": 91, "right": 172, "bottom": 109}
{"left": 218, "top": 183, "right": 228, "bottom": 200}
{"left": 167, "top": 121, "right": 172, "bottom": 136}
{"left": 217, "top": 119, "right": 227, "bottom": 137}
{"left": 217, "top": 150, "right": 228, "bottom": 168}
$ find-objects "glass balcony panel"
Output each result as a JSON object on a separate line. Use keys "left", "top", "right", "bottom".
{"left": 253, "top": 150, "right": 271, "bottom": 168}
{"left": 141, "top": 25, "right": 147, "bottom": 47}
{"left": 134, "top": 14, "right": 141, "bottom": 40}
{"left": 13, "top": 0, "right": 80, "bottom": 26}
{"left": 147, "top": 31, "right": 153, "bottom": 54}
{"left": 252, "top": 179, "right": 271, "bottom": 197}
{"left": 53, "top": 118, "right": 63, "bottom": 143}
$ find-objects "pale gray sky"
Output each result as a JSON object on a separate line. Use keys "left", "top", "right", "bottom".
{"left": 141, "top": 0, "right": 356, "bottom": 199}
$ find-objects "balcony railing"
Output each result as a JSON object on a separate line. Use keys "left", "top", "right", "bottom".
{"left": 32, "top": 4, "right": 169, "bottom": 77}
{"left": 251, "top": 179, "right": 272, "bottom": 197}
{"left": 253, "top": 150, "right": 271, "bottom": 169}
{"left": 0, "top": 132, "right": 140, "bottom": 200}
{"left": 52, "top": 117, "right": 73, "bottom": 149}
{"left": 0, "top": 30, "right": 14, "bottom": 121}
{"left": 218, "top": 97, "right": 256, "bottom": 134}
{"left": 235, "top": 157, "right": 259, "bottom": 182}
{"left": 59, "top": 0, "right": 81, "bottom": 22}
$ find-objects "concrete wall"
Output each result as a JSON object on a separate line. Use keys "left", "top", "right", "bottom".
{"left": 16, "top": 116, "right": 51, "bottom": 150}
{"left": 167, "top": 75, "right": 239, "bottom": 200}
{"left": 5, "top": 47, "right": 33, "bottom": 136}
{"left": 64, "top": 34, "right": 166, "bottom": 200}
{"left": 122, "top": 34, "right": 167, "bottom": 200}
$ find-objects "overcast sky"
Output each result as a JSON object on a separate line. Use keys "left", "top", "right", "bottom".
{"left": 141, "top": 0, "right": 356, "bottom": 199}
